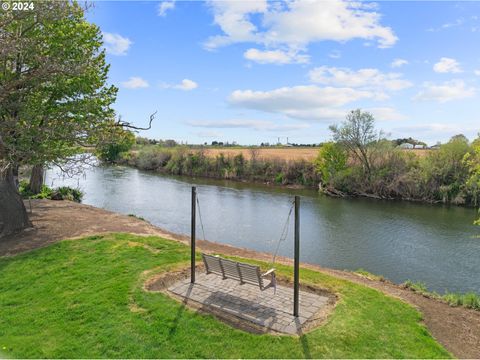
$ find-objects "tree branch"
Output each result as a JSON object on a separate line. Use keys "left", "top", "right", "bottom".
{"left": 116, "top": 111, "right": 157, "bottom": 131}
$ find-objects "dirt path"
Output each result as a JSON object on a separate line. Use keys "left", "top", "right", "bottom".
{"left": 1, "top": 199, "right": 479, "bottom": 358}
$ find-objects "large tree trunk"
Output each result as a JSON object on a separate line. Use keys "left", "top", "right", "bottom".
{"left": 0, "top": 168, "right": 31, "bottom": 238}
{"left": 29, "top": 164, "right": 44, "bottom": 194}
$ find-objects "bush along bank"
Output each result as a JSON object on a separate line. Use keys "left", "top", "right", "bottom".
{"left": 19, "top": 180, "right": 84, "bottom": 202}
{"left": 116, "top": 147, "right": 321, "bottom": 187}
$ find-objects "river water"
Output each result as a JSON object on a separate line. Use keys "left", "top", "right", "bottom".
{"left": 46, "top": 165, "right": 480, "bottom": 294}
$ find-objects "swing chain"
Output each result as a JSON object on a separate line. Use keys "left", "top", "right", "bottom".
{"left": 271, "top": 199, "right": 295, "bottom": 266}
{"left": 196, "top": 195, "right": 207, "bottom": 242}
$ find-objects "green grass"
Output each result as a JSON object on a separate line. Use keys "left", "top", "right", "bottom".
{"left": 354, "top": 268, "right": 386, "bottom": 281}
{"left": 403, "top": 280, "right": 480, "bottom": 311}
{"left": 0, "top": 233, "right": 450, "bottom": 358}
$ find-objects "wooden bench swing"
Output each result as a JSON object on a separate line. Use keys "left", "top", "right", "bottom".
{"left": 202, "top": 253, "right": 276, "bottom": 292}
{"left": 190, "top": 186, "right": 302, "bottom": 317}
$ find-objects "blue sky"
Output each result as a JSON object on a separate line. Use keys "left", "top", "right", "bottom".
{"left": 88, "top": 0, "right": 480, "bottom": 145}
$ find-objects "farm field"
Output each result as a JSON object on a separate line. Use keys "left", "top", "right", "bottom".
{"left": 201, "top": 147, "right": 431, "bottom": 161}
{"left": 202, "top": 147, "right": 321, "bottom": 161}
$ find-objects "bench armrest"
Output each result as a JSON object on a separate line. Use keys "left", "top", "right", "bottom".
{"left": 261, "top": 268, "right": 275, "bottom": 277}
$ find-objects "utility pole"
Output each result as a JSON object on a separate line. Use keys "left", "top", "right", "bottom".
{"left": 293, "top": 195, "right": 300, "bottom": 317}
{"left": 191, "top": 186, "right": 196, "bottom": 283}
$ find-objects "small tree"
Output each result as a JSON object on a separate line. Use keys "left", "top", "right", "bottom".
{"left": 329, "top": 109, "right": 379, "bottom": 179}
{"left": 315, "top": 142, "right": 347, "bottom": 184}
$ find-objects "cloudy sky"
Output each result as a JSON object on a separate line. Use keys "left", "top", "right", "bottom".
{"left": 89, "top": 0, "right": 480, "bottom": 145}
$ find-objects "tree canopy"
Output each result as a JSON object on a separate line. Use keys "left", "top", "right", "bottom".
{"left": 0, "top": 1, "right": 129, "bottom": 237}
{"left": 0, "top": 1, "right": 118, "bottom": 170}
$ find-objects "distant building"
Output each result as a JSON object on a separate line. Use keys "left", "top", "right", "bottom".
{"left": 398, "top": 143, "right": 414, "bottom": 149}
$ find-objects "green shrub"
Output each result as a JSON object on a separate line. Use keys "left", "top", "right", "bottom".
{"left": 19, "top": 181, "right": 83, "bottom": 203}
{"left": 128, "top": 214, "right": 146, "bottom": 221}
{"left": 52, "top": 186, "right": 83, "bottom": 202}
{"left": 403, "top": 280, "right": 428, "bottom": 294}
{"left": 19, "top": 180, "right": 53, "bottom": 199}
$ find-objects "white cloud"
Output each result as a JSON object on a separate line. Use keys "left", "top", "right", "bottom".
{"left": 433, "top": 57, "right": 462, "bottom": 73}
{"left": 158, "top": 1, "right": 175, "bottom": 16}
{"left": 162, "top": 79, "right": 198, "bottom": 91}
{"left": 205, "top": 0, "right": 397, "bottom": 60}
{"left": 103, "top": 32, "right": 132, "bottom": 56}
{"left": 188, "top": 119, "right": 309, "bottom": 131}
{"left": 414, "top": 80, "right": 475, "bottom": 102}
{"left": 204, "top": 1, "right": 268, "bottom": 49}
{"left": 367, "top": 107, "right": 406, "bottom": 121}
{"left": 244, "top": 48, "right": 309, "bottom": 64}
{"left": 229, "top": 85, "right": 374, "bottom": 121}
{"left": 121, "top": 77, "right": 149, "bottom": 89}
{"left": 474, "top": 69, "right": 480, "bottom": 76}
{"left": 308, "top": 66, "right": 412, "bottom": 98}
{"left": 262, "top": 1, "right": 397, "bottom": 48}
{"left": 391, "top": 58, "right": 408, "bottom": 68}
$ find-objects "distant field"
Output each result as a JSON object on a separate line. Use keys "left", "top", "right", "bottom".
{"left": 404, "top": 148, "right": 431, "bottom": 157}
{"left": 204, "top": 147, "right": 431, "bottom": 161}
{"left": 133, "top": 146, "right": 432, "bottom": 162}
{"left": 203, "top": 147, "right": 320, "bottom": 161}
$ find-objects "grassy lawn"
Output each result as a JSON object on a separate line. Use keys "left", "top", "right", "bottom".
{"left": 0, "top": 233, "right": 450, "bottom": 358}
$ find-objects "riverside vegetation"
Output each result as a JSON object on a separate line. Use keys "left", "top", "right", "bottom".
{"left": 117, "top": 110, "right": 480, "bottom": 211}
{"left": 355, "top": 269, "right": 480, "bottom": 311}
{"left": 19, "top": 180, "right": 83, "bottom": 202}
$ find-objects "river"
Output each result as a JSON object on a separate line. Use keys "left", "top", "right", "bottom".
{"left": 46, "top": 165, "right": 480, "bottom": 294}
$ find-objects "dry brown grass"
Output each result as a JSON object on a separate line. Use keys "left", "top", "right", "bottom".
{"left": 203, "top": 147, "right": 320, "bottom": 161}
{"left": 204, "top": 147, "right": 431, "bottom": 161}
{"left": 403, "top": 148, "right": 432, "bottom": 157}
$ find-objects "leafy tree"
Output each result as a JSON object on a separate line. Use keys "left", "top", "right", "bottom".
{"left": 450, "top": 134, "right": 469, "bottom": 143}
{"left": 96, "top": 127, "right": 135, "bottom": 163}
{"left": 464, "top": 134, "right": 480, "bottom": 223}
{"left": 422, "top": 135, "right": 471, "bottom": 203}
{"left": 315, "top": 142, "right": 347, "bottom": 184}
{"left": 329, "top": 109, "right": 379, "bottom": 179}
{"left": 0, "top": 2, "right": 122, "bottom": 237}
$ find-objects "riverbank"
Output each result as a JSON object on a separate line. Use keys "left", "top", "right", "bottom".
{"left": 122, "top": 134, "right": 480, "bottom": 210}
{"left": 117, "top": 147, "right": 321, "bottom": 188}
{"left": 3, "top": 199, "right": 480, "bottom": 358}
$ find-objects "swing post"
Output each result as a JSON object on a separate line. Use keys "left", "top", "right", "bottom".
{"left": 293, "top": 195, "right": 300, "bottom": 317}
{"left": 191, "top": 186, "right": 196, "bottom": 284}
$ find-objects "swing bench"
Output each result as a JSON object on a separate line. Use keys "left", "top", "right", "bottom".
{"left": 202, "top": 253, "right": 276, "bottom": 292}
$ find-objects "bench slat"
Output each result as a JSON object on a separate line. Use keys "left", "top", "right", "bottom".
{"left": 201, "top": 253, "right": 274, "bottom": 292}
{"left": 221, "top": 258, "right": 242, "bottom": 281}
{"left": 202, "top": 254, "right": 224, "bottom": 276}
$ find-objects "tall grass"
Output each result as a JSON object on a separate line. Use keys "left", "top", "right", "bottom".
{"left": 403, "top": 280, "right": 480, "bottom": 311}
{"left": 119, "top": 147, "right": 320, "bottom": 187}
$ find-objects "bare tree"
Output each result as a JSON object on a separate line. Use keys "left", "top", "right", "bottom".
{"left": 329, "top": 109, "right": 379, "bottom": 179}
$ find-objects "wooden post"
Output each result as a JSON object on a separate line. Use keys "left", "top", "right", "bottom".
{"left": 191, "top": 186, "right": 196, "bottom": 283}
{"left": 293, "top": 195, "right": 300, "bottom": 317}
